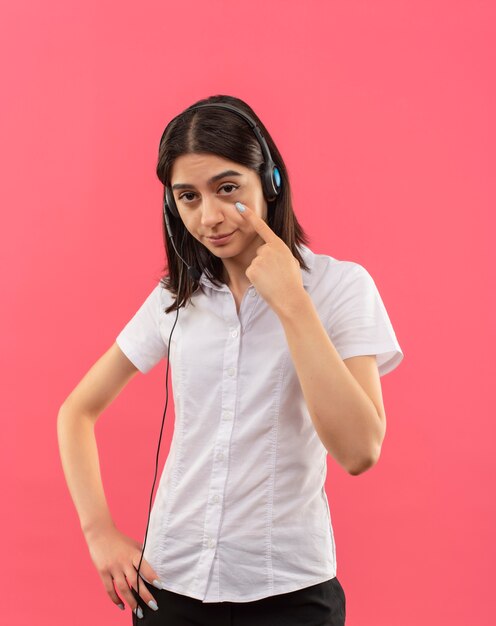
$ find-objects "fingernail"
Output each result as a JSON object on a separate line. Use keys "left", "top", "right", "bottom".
{"left": 118, "top": 603, "right": 125, "bottom": 610}
{"left": 133, "top": 606, "right": 144, "bottom": 619}
{"left": 235, "top": 202, "right": 245, "bottom": 212}
{"left": 148, "top": 599, "right": 159, "bottom": 611}
{"left": 152, "top": 578, "right": 165, "bottom": 589}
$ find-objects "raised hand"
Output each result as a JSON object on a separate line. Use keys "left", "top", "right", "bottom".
{"left": 234, "top": 201, "right": 305, "bottom": 314}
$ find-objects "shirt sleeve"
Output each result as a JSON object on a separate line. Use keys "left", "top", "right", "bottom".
{"left": 115, "top": 282, "right": 169, "bottom": 374}
{"left": 324, "top": 262, "right": 404, "bottom": 377}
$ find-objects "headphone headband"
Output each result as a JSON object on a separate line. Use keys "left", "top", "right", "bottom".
{"left": 186, "top": 103, "right": 273, "bottom": 170}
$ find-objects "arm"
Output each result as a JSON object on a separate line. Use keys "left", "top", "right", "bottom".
{"left": 57, "top": 342, "right": 165, "bottom": 615}
{"left": 276, "top": 291, "right": 386, "bottom": 476}
{"left": 228, "top": 202, "right": 387, "bottom": 475}
{"left": 57, "top": 341, "right": 139, "bottom": 538}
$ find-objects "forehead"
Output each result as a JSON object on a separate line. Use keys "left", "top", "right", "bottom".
{"left": 170, "top": 153, "right": 251, "bottom": 183}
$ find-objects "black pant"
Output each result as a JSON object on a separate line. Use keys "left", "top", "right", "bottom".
{"left": 131, "top": 576, "right": 346, "bottom": 625}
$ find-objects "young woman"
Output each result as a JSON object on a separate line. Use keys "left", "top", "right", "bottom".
{"left": 57, "top": 94, "right": 403, "bottom": 626}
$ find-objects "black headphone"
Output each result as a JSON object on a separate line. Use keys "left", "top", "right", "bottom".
{"left": 161, "top": 102, "right": 282, "bottom": 282}
{"left": 133, "top": 103, "right": 282, "bottom": 619}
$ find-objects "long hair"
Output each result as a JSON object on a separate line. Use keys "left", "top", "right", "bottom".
{"left": 156, "top": 94, "right": 311, "bottom": 314}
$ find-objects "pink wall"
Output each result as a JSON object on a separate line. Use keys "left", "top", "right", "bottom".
{"left": 3, "top": 1, "right": 494, "bottom": 624}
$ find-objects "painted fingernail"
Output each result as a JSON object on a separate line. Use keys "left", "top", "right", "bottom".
{"left": 117, "top": 602, "right": 125, "bottom": 610}
{"left": 235, "top": 202, "right": 245, "bottom": 212}
{"left": 148, "top": 599, "right": 159, "bottom": 611}
{"left": 152, "top": 578, "right": 165, "bottom": 589}
{"left": 133, "top": 606, "right": 144, "bottom": 619}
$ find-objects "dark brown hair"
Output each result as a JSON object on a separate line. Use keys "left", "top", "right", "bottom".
{"left": 156, "top": 94, "right": 311, "bottom": 314}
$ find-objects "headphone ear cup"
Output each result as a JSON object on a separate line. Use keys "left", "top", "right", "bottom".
{"left": 262, "top": 164, "right": 282, "bottom": 202}
{"left": 165, "top": 186, "right": 179, "bottom": 218}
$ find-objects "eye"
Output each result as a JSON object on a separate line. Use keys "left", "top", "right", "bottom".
{"left": 219, "top": 183, "right": 239, "bottom": 194}
{"left": 178, "top": 191, "right": 197, "bottom": 203}
{"left": 178, "top": 183, "right": 240, "bottom": 204}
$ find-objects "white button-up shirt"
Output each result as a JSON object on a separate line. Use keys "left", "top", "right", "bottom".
{"left": 116, "top": 244, "right": 403, "bottom": 603}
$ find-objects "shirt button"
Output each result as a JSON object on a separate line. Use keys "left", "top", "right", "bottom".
{"left": 231, "top": 329, "right": 238, "bottom": 338}
{"left": 212, "top": 494, "right": 220, "bottom": 503}
{"left": 207, "top": 537, "right": 216, "bottom": 548}
{"left": 228, "top": 367, "right": 236, "bottom": 377}
{"left": 250, "top": 289, "right": 257, "bottom": 297}
{"left": 222, "top": 411, "right": 232, "bottom": 420}
{"left": 216, "top": 452, "right": 225, "bottom": 461}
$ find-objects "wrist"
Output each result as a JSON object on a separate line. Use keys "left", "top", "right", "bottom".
{"left": 274, "top": 287, "right": 312, "bottom": 321}
{"left": 81, "top": 516, "right": 116, "bottom": 541}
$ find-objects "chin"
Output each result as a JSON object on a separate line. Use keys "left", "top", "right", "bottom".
{"left": 209, "top": 245, "right": 239, "bottom": 257}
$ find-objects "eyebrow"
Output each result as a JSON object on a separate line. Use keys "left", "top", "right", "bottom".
{"left": 171, "top": 170, "right": 243, "bottom": 191}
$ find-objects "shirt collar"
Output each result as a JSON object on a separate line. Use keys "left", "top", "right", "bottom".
{"left": 197, "top": 243, "right": 315, "bottom": 293}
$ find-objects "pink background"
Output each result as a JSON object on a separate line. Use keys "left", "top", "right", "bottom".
{"left": 3, "top": 1, "right": 494, "bottom": 624}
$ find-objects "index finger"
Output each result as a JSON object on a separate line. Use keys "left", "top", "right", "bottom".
{"left": 234, "top": 202, "right": 278, "bottom": 244}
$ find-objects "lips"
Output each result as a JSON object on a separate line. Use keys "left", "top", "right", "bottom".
{"left": 207, "top": 230, "right": 235, "bottom": 240}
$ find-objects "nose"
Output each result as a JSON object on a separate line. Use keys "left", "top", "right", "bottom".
{"left": 200, "top": 196, "right": 226, "bottom": 228}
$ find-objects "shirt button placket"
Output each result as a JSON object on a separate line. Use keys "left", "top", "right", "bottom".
{"left": 196, "top": 312, "right": 241, "bottom": 599}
